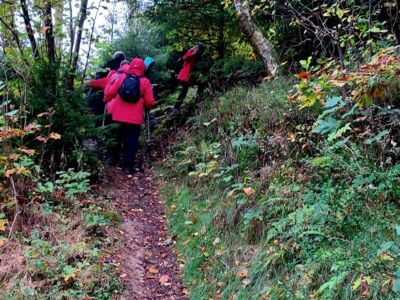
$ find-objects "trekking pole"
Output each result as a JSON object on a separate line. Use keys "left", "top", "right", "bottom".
{"left": 102, "top": 106, "right": 107, "bottom": 127}
{"left": 146, "top": 109, "right": 151, "bottom": 143}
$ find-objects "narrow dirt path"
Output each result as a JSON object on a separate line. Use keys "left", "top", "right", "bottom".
{"left": 105, "top": 167, "right": 187, "bottom": 299}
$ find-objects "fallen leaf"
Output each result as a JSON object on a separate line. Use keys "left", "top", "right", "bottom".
{"left": 213, "top": 237, "right": 220, "bottom": 246}
{"left": 297, "top": 71, "right": 311, "bottom": 80}
{"left": 0, "top": 219, "right": 7, "bottom": 231}
{"left": 239, "top": 268, "right": 248, "bottom": 279}
{"left": 159, "top": 274, "right": 170, "bottom": 284}
{"left": 120, "top": 273, "right": 127, "bottom": 278}
{"left": 0, "top": 237, "right": 8, "bottom": 246}
{"left": 148, "top": 267, "right": 159, "bottom": 274}
{"left": 192, "top": 214, "right": 199, "bottom": 224}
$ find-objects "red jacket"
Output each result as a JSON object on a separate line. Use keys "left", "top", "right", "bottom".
{"left": 87, "top": 65, "right": 131, "bottom": 114}
{"left": 106, "top": 58, "right": 155, "bottom": 125}
{"left": 177, "top": 48, "right": 197, "bottom": 82}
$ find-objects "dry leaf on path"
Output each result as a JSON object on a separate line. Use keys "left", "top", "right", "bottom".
{"left": 159, "top": 274, "right": 170, "bottom": 284}
{"left": 148, "top": 267, "right": 159, "bottom": 274}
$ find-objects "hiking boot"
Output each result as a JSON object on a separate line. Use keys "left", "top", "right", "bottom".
{"left": 122, "top": 167, "right": 136, "bottom": 175}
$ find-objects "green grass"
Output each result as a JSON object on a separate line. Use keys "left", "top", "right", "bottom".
{"left": 157, "top": 78, "right": 400, "bottom": 299}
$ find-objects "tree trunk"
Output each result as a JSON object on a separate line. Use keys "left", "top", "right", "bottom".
{"left": 233, "top": 0, "right": 278, "bottom": 77}
{"left": 217, "top": 3, "right": 225, "bottom": 59}
{"left": 67, "top": 0, "right": 89, "bottom": 89}
{"left": 54, "top": 0, "right": 64, "bottom": 53}
{"left": 81, "top": 0, "right": 102, "bottom": 84}
{"left": 68, "top": 0, "right": 75, "bottom": 66}
{"left": 20, "top": 0, "right": 38, "bottom": 58}
{"left": 43, "top": 1, "right": 56, "bottom": 62}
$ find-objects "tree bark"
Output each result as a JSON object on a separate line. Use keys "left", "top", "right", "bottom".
{"left": 54, "top": 0, "right": 64, "bottom": 52}
{"left": 67, "top": 0, "right": 89, "bottom": 89}
{"left": 20, "top": 0, "right": 38, "bottom": 58}
{"left": 43, "top": 1, "right": 56, "bottom": 62}
{"left": 233, "top": 0, "right": 278, "bottom": 77}
{"left": 68, "top": 0, "right": 75, "bottom": 66}
{"left": 81, "top": 0, "right": 102, "bottom": 84}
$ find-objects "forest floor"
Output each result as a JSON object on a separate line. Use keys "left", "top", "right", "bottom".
{"left": 105, "top": 167, "right": 187, "bottom": 299}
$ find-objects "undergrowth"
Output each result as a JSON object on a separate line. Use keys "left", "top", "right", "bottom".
{"left": 0, "top": 168, "right": 121, "bottom": 299}
{"left": 158, "top": 49, "right": 400, "bottom": 299}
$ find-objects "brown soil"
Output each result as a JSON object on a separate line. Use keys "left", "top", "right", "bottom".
{"left": 105, "top": 167, "right": 187, "bottom": 300}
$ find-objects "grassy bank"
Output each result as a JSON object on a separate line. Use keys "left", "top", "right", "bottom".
{"left": 157, "top": 72, "right": 400, "bottom": 299}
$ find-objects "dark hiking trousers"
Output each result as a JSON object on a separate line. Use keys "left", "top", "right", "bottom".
{"left": 175, "top": 81, "right": 190, "bottom": 106}
{"left": 118, "top": 123, "right": 141, "bottom": 168}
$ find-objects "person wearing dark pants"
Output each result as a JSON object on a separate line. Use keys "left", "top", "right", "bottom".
{"left": 173, "top": 43, "right": 205, "bottom": 110}
{"left": 177, "top": 81, "right": 190, "bottom": 103}
{"left": 120, "top": 123, "right": 141, "bottom": 169}
{"left": 102, "top": 58, "right": 156, "bottom": 174}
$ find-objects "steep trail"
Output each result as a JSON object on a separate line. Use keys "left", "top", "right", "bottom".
{"left": 105, "top": 167, "right": 187, "bottom": 299}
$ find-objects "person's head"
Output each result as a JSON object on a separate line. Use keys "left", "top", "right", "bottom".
{"left": 129, "top": 58, "right": 146, "bottom": 76}
{"left": 144, "top": 57, "right": 155, "bottom": 71}
{"left": 195, "top": 42, "right": 206, "bottom": 54}
{"left": 120, "top": 60, "right": 130, "bottom": 67}
{"left": 113, "top": 51, "right": 125, "bottom": 61}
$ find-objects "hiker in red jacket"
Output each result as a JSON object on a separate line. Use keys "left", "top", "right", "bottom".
{"left": 173, "top": 43, "right": 205, "bottom": 110}
{"left": 88, "top": 60, "right": 130, "bottom": 100}
{"left": 105, "top": 58, "right": 156, "bottom": 174}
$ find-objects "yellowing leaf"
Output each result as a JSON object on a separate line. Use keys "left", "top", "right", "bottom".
{"left": 288, "top": 132, "right": 296, "bottom": 142}
{"left": 239, "top": 268, "right": 248, "bottom": 279}
{"left": 0, "top": 237, "right": 8, "bottom": 247}
{"left": 18, "top": 148, "right": 35, "bottom": 156}
{"left": 243, "top": 187, "right": 255, "bottom": 197}
{"left": 148, "top": 267, "right": 159, "bottom": 274}
{"left": 159, "top": 274, "right": 170, "bottom": 284}
{"left": 49, "top": 132, "right": 61, "bottom": 140}
{"left": 5, "top": 167, "right": 28, "bottom": 177}
{"left": 0, "top": 219, "right": 8, "bottom": 231}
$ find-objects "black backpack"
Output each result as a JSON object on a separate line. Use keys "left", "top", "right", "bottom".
{"left": 118, "top": 73, "right": 141, "bottom": 103}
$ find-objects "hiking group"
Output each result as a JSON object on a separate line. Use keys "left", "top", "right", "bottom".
{"left": 86, "top": 43, "right": 205, "bottom": 175}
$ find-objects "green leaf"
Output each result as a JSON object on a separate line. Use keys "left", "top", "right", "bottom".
{"left": 5, "top": 109, "right": 19, "bottom": 117}
{"left": 393, "top": 279, "right": 400, "bottom": 293}
{"left": 328, "top": 122, "right": 351, "bottom": 142}
{"left": 336, "top": 8, "right": 344, "bottom": 20}
{"left": 313, "top": 117, "right": 340, "bottom": 134}
{"left": 325, "top": 96, "right": 342, "bottom": 108}
{"left": 365, "top": 130, "right": 389, "bottom": 144}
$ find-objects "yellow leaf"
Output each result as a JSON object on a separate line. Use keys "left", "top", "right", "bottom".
{"left": 239, "top": 268, "right": 248, "bottom": 279}
{"left": 49, "top": 132, "right": 61, "bottom": 140}
{"left": 18, "top": 148, "right": 35, "bottom": 156}
{"left": 379, "top": 253, "right": 394, "bottom": 261}
{"left": 0, "top": 237, "right": 8, "bottom": 246}
{"left": 243, "top": 187, "right": 255, "bottom": 197}
{"left": 148, "top": 267, "right": 159, "bottom": 274}
{"left": 0, "top": 219, "right": 7, "bottom": 231}
{"left": 288, "top": 132, "right": 296, "bottom": 142}
{"left": 5, "top": 167, "right": 28, "bottom": 177}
